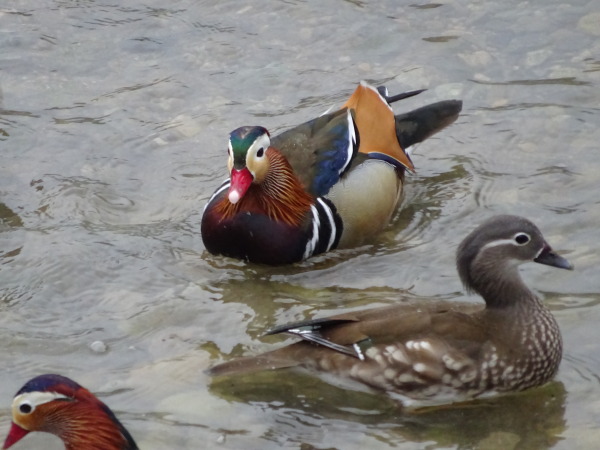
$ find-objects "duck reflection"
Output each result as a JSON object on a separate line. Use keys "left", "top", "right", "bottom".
{"left": 210, "top": 371, "right": 565, "bottom": 449}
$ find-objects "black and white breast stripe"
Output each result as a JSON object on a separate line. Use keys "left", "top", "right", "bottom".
{"left": 303, "top": 197, "right": 343, "bottom": 260}
{"left": 203, "top": 179, "right": 230, "bottom": 213}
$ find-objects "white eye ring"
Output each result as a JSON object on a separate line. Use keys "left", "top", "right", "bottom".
{"left": 514, "top": 232, "right": 530, "bottom": 245}
{"left": 18, "top": 401, "right": 33, "bottom": 414}
{"left": 246, "top": 133, "right": 270, "bottom": 163}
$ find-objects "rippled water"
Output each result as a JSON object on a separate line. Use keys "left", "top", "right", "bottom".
{"left": 1, "top": 1, "right": 599, "bottom": 449}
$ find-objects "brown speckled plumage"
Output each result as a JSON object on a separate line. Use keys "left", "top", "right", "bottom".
{"left": 208, "top": 215, "right": 573, "bottom": 406}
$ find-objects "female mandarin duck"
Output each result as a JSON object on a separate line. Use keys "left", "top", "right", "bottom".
{"left": 209, "top": 215, "right": 573, "bottom": 406}
{"left": 201, "top": 82, "right": 462, "bottom": 264}
{"left": 3, "top": 374, "right": 138, "bottom": 450}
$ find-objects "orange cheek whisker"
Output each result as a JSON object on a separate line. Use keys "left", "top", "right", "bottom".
{"left": 215, "top": 149, "right": 314, "bottom": 227}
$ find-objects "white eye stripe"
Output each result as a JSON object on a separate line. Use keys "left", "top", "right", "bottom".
{"left": 480, "top": 238, "right": 517, "bottom": 251}
{"left": 246, "top": 133, "right": 270, "bottom": 161}
{"left": 12, "top": 391, "right": 70, "bottom": 412}
{"left": 480, "top": 233, "right": 531, "bottom": 251}
{"left": 513, "top": 232, "right": 531, "bottom": 245}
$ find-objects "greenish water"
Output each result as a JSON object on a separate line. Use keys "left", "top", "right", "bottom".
{"left": 1, "top": 1, "right": 599, "bottom": 449}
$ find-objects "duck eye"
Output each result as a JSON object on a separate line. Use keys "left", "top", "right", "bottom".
{"left": 19, "top": 402, "right": 33, "bottom": 414}
{"left": 514, "top": 233, "right": 530, "bottom": 245}
{"left": 256, "top": 147, "right": 264, "bottom": 158}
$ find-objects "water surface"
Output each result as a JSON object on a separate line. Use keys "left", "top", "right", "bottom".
{"left": 1, "top": 1, "right": 599, "bottom": 449}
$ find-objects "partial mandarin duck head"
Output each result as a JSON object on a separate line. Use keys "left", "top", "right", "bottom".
{"left": 3, "top": 374, "right": 138, "bottom": 450}
{"left": 227, "top": 126, "right": 271, "bottom": 205}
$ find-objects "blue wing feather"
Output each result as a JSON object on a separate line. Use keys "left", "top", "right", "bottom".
{"left": 310, "top": 115, "right": 356, "bottom": 195}
{"left": 272, "top": 108, "right": 358, "bottom": 197}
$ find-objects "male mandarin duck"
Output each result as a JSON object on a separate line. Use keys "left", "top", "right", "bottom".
{"left": 3, "top": 374, "right": 138, "bottom": 450}
{"left": 201, "top": 82, "right": 462, "bottom": 264}
{"left": 208, "top": 215, "right": 573, "bottom": 406}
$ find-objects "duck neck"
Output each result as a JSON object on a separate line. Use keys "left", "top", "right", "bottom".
{"left": 262, "top": 150, "right": 314, "bottom": 218}
{"left": 216, "top": 149, "right": 313, "bottom": 226}
{"left": 471, "top": 261, "right": 542, "bottom": 311}
{"left": 472, "top": 260, "right": 563, "bottom": 385}
{"left": 51, "top": 402, "right": 137, "bottom": 450}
